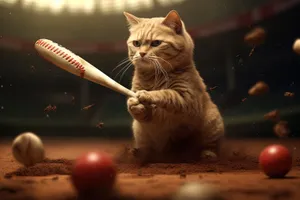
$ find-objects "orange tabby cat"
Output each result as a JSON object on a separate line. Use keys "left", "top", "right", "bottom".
{"left": 124, "top": 10, "right": 224, "bottom": 161}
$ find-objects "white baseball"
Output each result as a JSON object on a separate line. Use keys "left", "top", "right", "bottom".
{"left": 173, "top": 182, "right": 224, "bottom": 200}
{"left": 293, "top": 39, "right": 300, "bottom": 55}
{"left": 12, "top": 132, "right": 45, "bottom": 167}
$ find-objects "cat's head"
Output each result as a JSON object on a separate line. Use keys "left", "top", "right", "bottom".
{"left": 124, "top": 10, "right": 194, "bottom": 72}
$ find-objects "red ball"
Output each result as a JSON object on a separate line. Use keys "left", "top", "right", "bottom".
{"left": 259, "top": 144, "right": 292, "bottom": 178}
{"left": 71, "top": 151, "right": 116, "bottom": 193}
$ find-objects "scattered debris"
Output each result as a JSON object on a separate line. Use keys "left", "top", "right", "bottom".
{"left": 96, "top": 122, "right": 104, "bottom": 128}
{"left": 3, "top": 174, "right": 12, "bottom": 179}
{"left": 179, "top": 171, "right": 186, "bottom": 179}
{"left": 0, "top": 186, "right": 17, "bottom": 194}
{"left": 21, "top": 180, "right": 36, "bottom": 184}
{"left": 284, "top": 92, "right": 294, "bottom": 97}
{"left": 30, "top": 65, "right": 35, "bottom": 72}
{"left": 209, "top": 86, "right": 218, "bottom": 91}
{"left": 44, "top": 104, "right": 57, "bottom": 113}
{"left": 137, "top": 169, "right": 142, "bottom": 176}
{"left": 71, "top": 96, "right": 75, "bottom": 104}
{"left": 273, "top": 121, "right": 290, "bottom": 138}
{"left": 248, "top": 81, "right": 269, "bottom": 96}
{"left": 249, "top": 46, "right": 255, "bottom": 56}
{"left": 81, "top": 104, "right": 95, "bottom": 111}
{"left": 244, "top": 27, "right": 266, "bottom": 46}
{"left": 264, "top": 110, "right": 280, "bottom": 122}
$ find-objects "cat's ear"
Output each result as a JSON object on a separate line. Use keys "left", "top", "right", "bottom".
{"left": 123, "top": 12, "right": 141, "bottom": 27}
{"left": 162, "top": 10, "right": 182, "bottom": 34}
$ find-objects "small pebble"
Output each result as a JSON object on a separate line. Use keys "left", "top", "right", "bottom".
{"left": 0, "top": 186, "right": 17, "bottom": 193}
{"left": 4, "top": 174, "right": 12, "bottom": 179}
{"left": 179, "top": 173, "right": 186, "bottom": 179}
{"left": 137, "top": 169, "right": 142, "bottom": 176}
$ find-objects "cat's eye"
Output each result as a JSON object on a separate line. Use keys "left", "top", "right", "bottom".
{"left": 133, "top": 40, "right": 141, "bottom": 47}
{"left": 151, "top": 40, "right": 162, "bottom": 47}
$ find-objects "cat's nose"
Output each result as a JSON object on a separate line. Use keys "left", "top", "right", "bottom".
{"left": 139, "top": 52, "right": 146, "bottom": 57}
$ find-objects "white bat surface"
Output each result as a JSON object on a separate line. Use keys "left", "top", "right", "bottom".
{"left": 34, "top": 39, "right": 136, "bottom": 97}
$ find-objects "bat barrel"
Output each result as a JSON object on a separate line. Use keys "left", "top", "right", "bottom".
{"left": 34, "top": 39, "right": 136, "bottom": 98}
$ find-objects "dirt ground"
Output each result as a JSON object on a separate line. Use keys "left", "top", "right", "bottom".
{"left": 1, "top": 138, "right": 300, "bottom": 200}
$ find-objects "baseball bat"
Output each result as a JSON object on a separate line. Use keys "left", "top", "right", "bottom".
{"left": 34, "top": 39, "right": 136, "bottom": 97}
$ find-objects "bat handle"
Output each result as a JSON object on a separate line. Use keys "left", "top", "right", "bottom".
{"left": 125, "top": 89, "right": 137, "bottom": 98}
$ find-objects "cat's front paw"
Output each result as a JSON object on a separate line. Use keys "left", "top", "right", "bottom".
{"left": 127, "top": 97, "right": 151, "bottom": 122}
{"left": 136, "top": 90, "right": 154, "bottom": 105}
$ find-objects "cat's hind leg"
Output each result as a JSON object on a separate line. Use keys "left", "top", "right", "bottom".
{"left": 131, "top": 121, "right": 154, "bottom": 164}
{"left": 200, "top": 133, "right": 224, "bottom": 161}
{"left": 200, "top": 113, "right": 225, "bottom": 161}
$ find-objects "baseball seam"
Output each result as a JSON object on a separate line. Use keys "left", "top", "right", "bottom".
{"left": 35, "top": 39, "right": 85, "bottom": 78}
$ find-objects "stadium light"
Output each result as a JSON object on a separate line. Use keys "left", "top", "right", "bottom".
{"left": 0, "top": 0, "right": 186, "bottom": 15}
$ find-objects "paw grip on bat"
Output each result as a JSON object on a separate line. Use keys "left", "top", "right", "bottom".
{"left": 135, "top": 90, "right": 153, "bottom": 105}
{"left": 127, "top": 97, "right": 150, "bottom": 121}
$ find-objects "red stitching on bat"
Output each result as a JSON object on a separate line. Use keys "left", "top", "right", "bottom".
{"left": 39, "top": 39, "right": 85, "bottom": 78}
{"left": 36, "top": 40, "right": 42, "bottom": 45}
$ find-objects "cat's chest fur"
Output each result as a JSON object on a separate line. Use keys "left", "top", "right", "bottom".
{"left": 133, "top": 77, "right": 168, "bottom": 91}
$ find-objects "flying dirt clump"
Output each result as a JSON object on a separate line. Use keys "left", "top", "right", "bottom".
{"left": 244, "top": 27, "right": 266, "bottom": 46}
{"left": 264, "top": 110, "right": 280, "bottom": 122}
{"left": 273, "top": 121, "right": 290, "bottom": 138}
{"left": 248, "top": 81, "right": 269, "bottom": 96}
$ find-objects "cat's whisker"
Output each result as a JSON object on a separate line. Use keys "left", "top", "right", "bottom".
{"left": 113, "top": 58, "right": 138, "bottom": 80}
{"left": 112, "top": 57, "right": 130, "bottom": 72}
{"left": 114, "top": 60, "right": 134, "bottom": 80}
{"left": 112, "top": 58, "right": 131, "bottom": 72}
{"left": 149, "top": 59, "right": 160, "bottom": 88}
{"left": 119, "top": 63, "right": 133, "bottom": 83}
{"left": 149, "top": 55, "right": 173, "bottom": 70}
{"left": 150, "top": 58, "right": 170, "bottom": 87}
{"left": 153, "top": 58, "right": 167, "bottom": 78}
{"left": 150, "top": 58, "right": 166, "bottom": 79}
{"left": 154, "top": 64, "right": 160, "bottom": 88}
{"left": 157, "top": 62, "right": 170, "bottom": 87}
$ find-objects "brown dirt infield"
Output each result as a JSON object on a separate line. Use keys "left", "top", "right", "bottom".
{"left": 1, "top": 138, "right": 300, "bottom": 200}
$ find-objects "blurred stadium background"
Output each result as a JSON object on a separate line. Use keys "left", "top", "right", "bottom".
{"left": 0, "top": 0, "right": 300, "bottom": 138}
